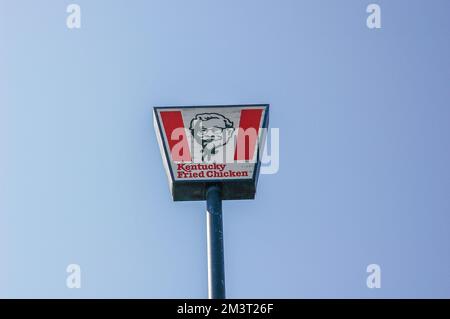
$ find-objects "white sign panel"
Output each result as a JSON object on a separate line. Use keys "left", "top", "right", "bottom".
{"left": 154, "top": 104, "right": 269, "bottom": 201}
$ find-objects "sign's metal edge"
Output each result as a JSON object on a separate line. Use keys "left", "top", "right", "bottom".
{"left": 153, "top": 104, "right": 270, "bottom": 194}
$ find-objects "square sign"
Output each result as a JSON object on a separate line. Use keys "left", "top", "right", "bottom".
{"left": 153, "top": 104, "right": 269, "bottom": 201}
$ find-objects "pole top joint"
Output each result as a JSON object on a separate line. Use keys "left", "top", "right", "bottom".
{"left": 206, "top": 183, "right": 222, "bottom": 197}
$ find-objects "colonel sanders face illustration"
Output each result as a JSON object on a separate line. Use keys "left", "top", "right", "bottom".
{"left": 189, "top": 113, "right": 234, "bottom": 161}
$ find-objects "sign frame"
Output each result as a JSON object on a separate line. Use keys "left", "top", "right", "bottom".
{"left": 153, "top": 104, "right": 270, "bottom": 201}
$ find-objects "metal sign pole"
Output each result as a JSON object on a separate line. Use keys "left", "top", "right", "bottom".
{"left": 206, "top": 184, "right": 226, "bottom": 299}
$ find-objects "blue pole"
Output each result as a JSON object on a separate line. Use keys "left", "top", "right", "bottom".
{"left": 206, "top": 185, "right": 226, "bottom": 299}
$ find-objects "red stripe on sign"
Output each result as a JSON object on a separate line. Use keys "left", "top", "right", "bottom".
{"left": 160, "top": 111, "right": 191, "bottom": 162}
{"left": 234, "top": 109, "right": 264, "bottom": 161}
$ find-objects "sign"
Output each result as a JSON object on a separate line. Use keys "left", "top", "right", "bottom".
{"left": 153, "top": 104, "right": 269, "bottom": 201}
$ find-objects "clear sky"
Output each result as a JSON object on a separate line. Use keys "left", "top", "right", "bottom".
{"left": 1, "top": 0, "right": 449, "bottom": 298}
